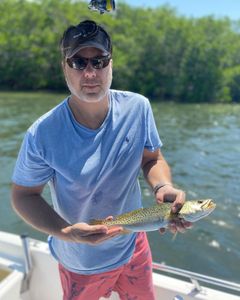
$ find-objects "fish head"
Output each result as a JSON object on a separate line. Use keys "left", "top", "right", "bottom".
{"left": 178, "top": 199, "right": 216, "bottom": 222}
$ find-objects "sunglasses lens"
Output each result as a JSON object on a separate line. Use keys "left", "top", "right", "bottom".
{"left": 91, "top": 57, "right": 110, "bottom": 69}
{"left": 74, "top": 59, "right": 88, "bottom": 70}
{"left": 67, "top": 58, "right": 87, "bottom": 70}
{"left": 67, "top": 56, "right": 111, "bottom": 70}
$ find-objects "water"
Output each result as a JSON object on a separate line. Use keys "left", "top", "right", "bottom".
{"left": 1, "top": 92, "right": 240, "bottom": 283}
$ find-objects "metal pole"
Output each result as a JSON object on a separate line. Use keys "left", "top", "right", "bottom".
{"left": 20, "top": 234, "right": 32, "bottom": 274}
{"left": 20, "top": 234, "right": 32, "bottom": 293}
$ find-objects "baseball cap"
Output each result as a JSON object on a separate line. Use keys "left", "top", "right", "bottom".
{"left": 60, "top": 20, "right": 112, "bottom": 58}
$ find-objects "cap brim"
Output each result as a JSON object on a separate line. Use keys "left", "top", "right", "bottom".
{"left": 67, "top": 41, "right": 109, "bottom": 58}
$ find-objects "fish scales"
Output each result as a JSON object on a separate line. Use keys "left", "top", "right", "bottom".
{"left": 112, "top": 203, "right": 172, "bottom": 225}
{"left": 90, "top": 199, "right": 216, "bottom": 232}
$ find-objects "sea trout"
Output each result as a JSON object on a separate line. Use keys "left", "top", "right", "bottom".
{"left": 90, "top": 199, "right": 216, "bottom": 232}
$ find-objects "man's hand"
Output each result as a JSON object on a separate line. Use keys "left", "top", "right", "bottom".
{"left": 62, "top": 221, "right": 123, "bottom": 245}
{"left": 155, "top": 185, "right": 192, "bottom": 234}
{"left": 11, "top": 184, "right": 123, "bottom": 243}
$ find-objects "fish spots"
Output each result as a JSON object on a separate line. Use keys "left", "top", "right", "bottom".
{"left": 89, "top": 200, "right": 216, "bottom": 232}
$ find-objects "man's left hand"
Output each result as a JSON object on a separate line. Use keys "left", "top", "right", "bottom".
{"left": 155, "top": 185, "right": 192, "bottom": 234}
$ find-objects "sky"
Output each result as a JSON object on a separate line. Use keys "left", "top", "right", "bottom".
{"left": 123, "top": 0, "right": 240, "bottom": 20}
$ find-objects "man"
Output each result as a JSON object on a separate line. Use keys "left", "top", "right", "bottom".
{"left": 11, "top": 20, "right": 191, "bottom": 300}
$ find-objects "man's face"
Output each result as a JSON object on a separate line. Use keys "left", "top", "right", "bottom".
{"left": 63, "top": 47, "right": 112, "bottom": 103}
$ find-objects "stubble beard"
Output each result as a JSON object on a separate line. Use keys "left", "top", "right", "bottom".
{"left": 66, "top": 71, "right": 112, "bottom": 103}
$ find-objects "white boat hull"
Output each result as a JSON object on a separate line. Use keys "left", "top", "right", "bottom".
{"left": 0, "top": 231, "right": 239, "bottom": 300}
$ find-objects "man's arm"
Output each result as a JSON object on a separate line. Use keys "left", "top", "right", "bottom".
{"left": 142, "top": 148, "right": 172, "bottom": 190}
{"left": 141, "top": 148, "right": 192, "bottom": 233}
{"left": 11, "top": 184, "right": 122, "bottom": 244}
{"left": 142, "top": 148, "right": 185, "bottom": 212}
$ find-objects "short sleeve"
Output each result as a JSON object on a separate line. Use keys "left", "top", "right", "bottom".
{"left": 12, "top": 131, "right": 54, "bottom": 187}
{"left": 144, "top": 99, "right": 162, "bottom": 152}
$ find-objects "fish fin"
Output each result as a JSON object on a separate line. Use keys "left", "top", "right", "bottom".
{"left": 120, "top": 228, "right": 132, "bottom": 234}
{"left": 171, "top": 232, "right": 178, "bottom": 242}
{"left": 89, "top": 219, "right": 104, "bottom": 225}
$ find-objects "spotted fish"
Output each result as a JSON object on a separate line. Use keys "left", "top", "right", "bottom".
{"left": 90, "top": 199, "right": 216, "bottom": 232}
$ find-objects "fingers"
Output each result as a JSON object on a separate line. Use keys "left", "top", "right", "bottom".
{"left": 155, "top": 186, "right": 186, "bottom": 212}
{"left": 168, "top": 219, "right": 193, "bottom": 234}
{"left": 87, "top": 227, "right": 123, "bottom": 245}
{"left": 62, "top": 222, "right": 124, "bottom": 245}
{"left": 171, "top": 190, "right": 185, "bottom": 213}
{"left": 66, "top": 223, "right": 108, "bottom": 237}
{"left": 158, "top": 219, "right": 193, "bottom": 235}
{"left": 81, "top": 225, "right": 109, "bottom": 236}
{"left": 169, "top": 219, "right": 185, "bottom": 234}
{"left": 183, "top": 221, "right": 193, "bottom": 229}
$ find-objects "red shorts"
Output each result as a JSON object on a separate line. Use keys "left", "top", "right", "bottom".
{"left": 59, "top": 232, "right": 156, "bottom": 300}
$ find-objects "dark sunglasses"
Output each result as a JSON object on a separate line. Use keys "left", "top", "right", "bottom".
{"left": 66, "top": 55, "right": 111, "bottom": 70}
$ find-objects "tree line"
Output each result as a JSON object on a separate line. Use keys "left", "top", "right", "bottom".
{"left": 1, "top": 0, "right": 240, "bottom": 102}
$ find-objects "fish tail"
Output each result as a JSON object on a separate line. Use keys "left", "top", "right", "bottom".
{"left": 171, "top": 232, "right": 178, "bottom": 242}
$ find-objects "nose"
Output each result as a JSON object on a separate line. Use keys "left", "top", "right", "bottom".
{"left": 83, "top": 62, "right": 96, "bottom": 79}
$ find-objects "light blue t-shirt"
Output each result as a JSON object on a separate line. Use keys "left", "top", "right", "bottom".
{"left": 12, "top": 90, "right": 162, "bottom": 274}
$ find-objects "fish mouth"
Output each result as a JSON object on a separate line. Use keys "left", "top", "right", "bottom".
{"left": 200, "top": 199, "right": 216, "bottom": 210}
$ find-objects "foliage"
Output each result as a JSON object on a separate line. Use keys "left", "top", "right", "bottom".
{"left": 1, "top": 0, "right": 240, "bottom": 102}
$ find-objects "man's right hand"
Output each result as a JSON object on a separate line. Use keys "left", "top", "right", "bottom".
{"left": 61, "top": 222, "right": 123, "bottom": 245}
{"left": 11, "top": 184, "right": 123, "bottom": 245}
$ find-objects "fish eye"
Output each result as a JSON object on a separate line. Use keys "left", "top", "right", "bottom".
{"left": 197, "top": 200, "right": 204, "bottom": 204}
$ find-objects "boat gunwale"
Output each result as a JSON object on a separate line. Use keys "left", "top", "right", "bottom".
{"left": 152, "top": 262, "right": 240, "bottom": 294}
